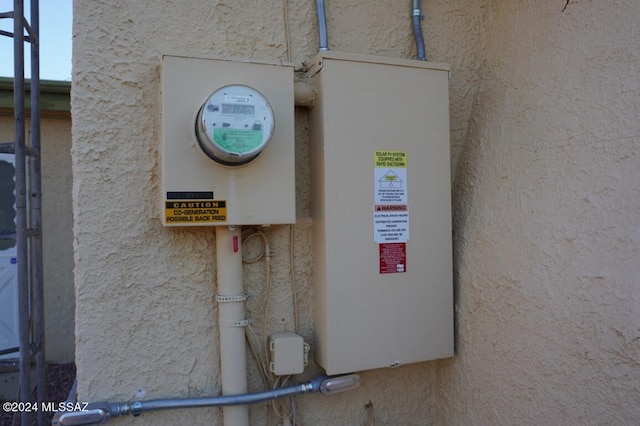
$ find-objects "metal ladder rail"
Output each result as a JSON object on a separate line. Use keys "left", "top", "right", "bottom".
{"left": 0, "top": 1, "right": 45, "bottom": 425}
{"left": 29, "top": 3, "right": 46, "bottom": 426}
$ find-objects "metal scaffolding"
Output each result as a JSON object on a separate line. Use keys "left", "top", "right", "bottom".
{"left": 0, "top": 1, "right": 46, "bottom": 425}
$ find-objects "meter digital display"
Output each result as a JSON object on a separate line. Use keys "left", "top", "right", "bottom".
{"left": 196, "top": 85, "right": 275, "bottom": 166}
{"left": 222, "top": 104, "right": 255, "bottom": 116}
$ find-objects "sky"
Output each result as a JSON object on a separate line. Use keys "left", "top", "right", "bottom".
{"left": 0, "top": 0, "right": 72, "bottom": 81}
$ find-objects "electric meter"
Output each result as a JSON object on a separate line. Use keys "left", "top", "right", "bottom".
{"left": 196, "top": 85, "right": 275, "bottom": 166}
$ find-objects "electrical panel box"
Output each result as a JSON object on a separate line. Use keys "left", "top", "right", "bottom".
{"left": 161, "top": 55, "right": 295, "bottom": 226}
{"left": 308, "top": 52, "right": 453, "bottom": 374}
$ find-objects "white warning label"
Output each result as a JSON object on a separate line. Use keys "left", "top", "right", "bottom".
{"left": 373, "top": 204, "right": 409, "bottom": 243}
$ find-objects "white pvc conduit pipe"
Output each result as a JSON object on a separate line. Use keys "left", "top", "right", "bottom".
{"left": 216, "top": 226, "right": 249, "bottom": 426}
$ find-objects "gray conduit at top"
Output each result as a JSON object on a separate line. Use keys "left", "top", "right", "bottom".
{"left": 316, "top": 0, "right": 427, "bottom": 61}
{"left": 412, "top": 0, "right": 427, "bottom": 60}
{"left": 316, "top": 0, "right": 329, "bottom": 51}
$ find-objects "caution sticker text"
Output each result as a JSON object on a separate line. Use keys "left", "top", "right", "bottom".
{"left": 165, "top": 200, "right": 227, "bottom": 224}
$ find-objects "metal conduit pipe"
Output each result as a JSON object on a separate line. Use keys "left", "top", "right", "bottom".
{"left": 315, "top": 0, "right": 329, "bottom": 51}
{"left": 29, "top": 3, "right": 48, "bottom": 425}
{"left": 12, "top": 2, "right": 31, "bottom": 425}
{"left": 314, "top": 0, "right": 427, "bottom": 61}
{"left": 412, "top": 0, "right": 427, "bottom": 60}
{"left": 51, "top": 374, "right": 361, "bottom": 426}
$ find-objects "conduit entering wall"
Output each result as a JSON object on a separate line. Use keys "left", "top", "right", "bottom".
{"left": 412, "top": 0, "right": 427, "bottom": 60}
{"left": 315, "top": 0, "right": 329, "bottom": 51}
{"left": 313, "top": 0, "right": 428, "bottom": 60}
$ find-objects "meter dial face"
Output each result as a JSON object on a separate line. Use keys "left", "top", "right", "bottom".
{"left": 196, "top": 85, "right": 275, "bottom": 166}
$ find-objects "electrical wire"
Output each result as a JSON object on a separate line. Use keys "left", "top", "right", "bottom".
{"left": 245, "top": 324, "right": 270, "bottom": 389}
{"left": 242, "top": 230, "right": 273, "bottom": 425}
{"left": 283, "top": 0, "right": 292, "bottom": 62}
{"left": 241, "top": 227, "right": 305, "bottom": 425}
{"left": 289, "top": 224, "right": 299, "bottom": 333}
{"left": 242, "top": 230, "right": 269, "bottom": 264}
{"left": 241, "top": 229, "right": 273, "bottom": 383}
{"left": 239, "top": 231, "right": 271, "bottom": 358}
{"left": 290, "top": 396, "right": 296, "bottom": 426}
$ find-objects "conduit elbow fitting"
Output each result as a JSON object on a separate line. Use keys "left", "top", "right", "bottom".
{"left": 294, "top": 81, "right": 317, "bottom": 108}
{"left": 51, "top": 402, "right": 114, "bottom": 426}
{"left": 319, "top": 374, "right": 362, "bottom": 395}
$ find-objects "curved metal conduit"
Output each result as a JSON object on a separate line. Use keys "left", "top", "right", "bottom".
{"left": 412, "top": 0, "right": 427, "bottom": 60}
{"left": 51, "top": 374, "right": 360, "bottom": 426}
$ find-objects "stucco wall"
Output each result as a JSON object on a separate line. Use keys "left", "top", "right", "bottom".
{"left": 439, "top": 0, "right": 640, "bottom": 424}
{"left": 71, "top": 1, "right": 487, "bottom": 425}
{"left": 0, "top": 113, "right": 74, "bottom": 363}
{"left": 41, "top": 115, "right": 75, "bottom": 363}
{"left": 72, "top": 0, "right": 639, "bottom": 424}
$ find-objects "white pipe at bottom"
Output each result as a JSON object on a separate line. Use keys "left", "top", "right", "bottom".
{"left": 216, "top": 226, "right": 249, "bottom": 426}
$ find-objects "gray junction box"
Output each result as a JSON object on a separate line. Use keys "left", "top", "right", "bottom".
{"left": 308, "top": 52, "right": 454, "bottom": 374}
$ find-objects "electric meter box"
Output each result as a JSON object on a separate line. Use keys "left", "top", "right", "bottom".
{"left": 308, "top": 52, "right": 454, "bottom": 374}
{"left": 161, "top": 55, "right": 295, "bottom": 226}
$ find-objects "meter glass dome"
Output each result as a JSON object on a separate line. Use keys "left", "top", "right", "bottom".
{"left": 196, "top": 85, "right": 275, "bottom": 166}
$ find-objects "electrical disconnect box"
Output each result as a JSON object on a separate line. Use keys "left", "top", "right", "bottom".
{"left": 161, "top": 55, "right": 295, "bottom": 226}
{"left": 308, "top": 52, "right": 454, "bottom": 374}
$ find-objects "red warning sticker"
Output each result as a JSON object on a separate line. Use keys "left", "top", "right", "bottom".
{"left": 379, "top": 243, "right": 406, "bottom": 274}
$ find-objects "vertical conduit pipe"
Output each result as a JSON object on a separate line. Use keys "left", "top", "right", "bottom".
{"left": 29, "top": 1, "right": 47, "bottom": 425}
{"left": 216, "top": 226, "right": 249, "bottom": 426}
{"left": 412, "top": 0, "right": 427, "bottom": 60}
{"left": 315, "top": 0, "right": 329, "bottom": 51}
{"left": 13, "top": 1, "right": 31, "bottom": 425}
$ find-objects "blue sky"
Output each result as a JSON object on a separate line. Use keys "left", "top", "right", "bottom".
{"left": 0, "top": 0, "right": 72, "bottom": 81}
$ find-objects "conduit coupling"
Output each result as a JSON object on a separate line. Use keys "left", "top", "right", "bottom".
{"left": 51, "top": 374, "right": 361, "bottom": 426}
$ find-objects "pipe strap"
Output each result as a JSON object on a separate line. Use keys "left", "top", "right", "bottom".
{"left": 216, "top": 293, "right": 249, "bottom": 303}
{"left": 221, "top": 319, "right": 253, "bottom": 327}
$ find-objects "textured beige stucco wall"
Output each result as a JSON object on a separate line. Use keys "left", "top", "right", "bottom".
{"left": 73, "top": 0, "right": 640, "bottom": 424}
{"left": 40, "top": 115, "right": 76, "bottom": 363}
{"left": 71, "top": 1, "right": 486, "bottom": 425}
{"left": 439, "top": 0, "right": 640, "bottom": 424}
{"left": 0, "top": 113, "right": 74, "bottom": 363}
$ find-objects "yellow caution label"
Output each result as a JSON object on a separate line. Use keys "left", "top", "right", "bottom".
{"left": 374, "top": 150, "right": 407, "bottom": 168}
{"left": 164, "top": 200, "right": 227, "bottom": 224}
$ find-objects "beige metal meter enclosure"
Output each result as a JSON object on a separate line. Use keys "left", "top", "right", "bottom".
{"left": 308, "top": 52, "right": 453, "bottom": 374}
{"left": 161, "top": 55, "right": 295, "bottom": 226}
